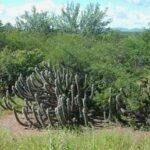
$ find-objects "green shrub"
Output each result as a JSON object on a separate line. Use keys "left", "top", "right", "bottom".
{"left": 0, "top": 47, "right": 44, "bottom": 92}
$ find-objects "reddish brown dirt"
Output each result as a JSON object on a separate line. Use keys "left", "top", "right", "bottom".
{"left": 109, "top": 126, "right": 150, "bottom": 140}
{"left": 0, "top": 113, "right": 39, "bottom": 137}
{"left": 0, "top": 113, "right": 150, "bottom": 138}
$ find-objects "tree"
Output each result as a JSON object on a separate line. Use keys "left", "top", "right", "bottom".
{"left": 80, "top": 3, "right": 111, "bottom": 36}
{"left": 0, "top": 20, "right": 3, "bottom": 28}
{"left": 54, "top": 2, "right": 110, "bottom": 36}
{"left": 143, "top": 23, "right": 150, "bottom": 42}
{"left": 57, "top": 2, "right": 80, "bottom": 32}
{"left": 3, "top": 22, "right": 14, "bottom": 30}
{"left": 15, "top": 3, "right": 110, "bottom": 36}
{"left": 0, "top": 20, "right": 6, "bottom": 50}
{"left": 15, "top": 6, "right": 53, "bottom": 34}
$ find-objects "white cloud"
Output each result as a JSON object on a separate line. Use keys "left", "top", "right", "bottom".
{"left": 0, "top": 0, "right": 149, "bottom": 28}
{"left": 0, "top": 0, "right": 62, "bottom": 24}
{"left": 106, "top": 4, "right": 150, "bottom": 28}
{"left": 127, "top": 0, "right": 142, "bottom": 5}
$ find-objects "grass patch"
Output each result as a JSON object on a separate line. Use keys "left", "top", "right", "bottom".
{"left": 0, "top": 126, "right": 150, "bottom": 150}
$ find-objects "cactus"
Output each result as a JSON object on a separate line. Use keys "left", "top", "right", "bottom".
{"left": 0, "top": 67, "right": 150, "bottom": 128}
{"left": 46, "top": 108, "right": 54, "bottom": 127}
{"left": 13, "top": 107, "right": 29, "bottom": 127}
{"left": 0, "top": 63, "right": 94, "bottom": 128}
{"left": 107, "top": 87, "right": 112, "bottom": 121}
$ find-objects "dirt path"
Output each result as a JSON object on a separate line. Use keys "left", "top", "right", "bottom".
{"left": 0, "top": 113, "right": 150, "bottom": 138}
{"left": 0, "top": 113, "right": 39, "bottom": 137}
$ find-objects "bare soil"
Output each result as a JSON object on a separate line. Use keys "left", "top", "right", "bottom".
{"left": 0, "top": 113, "right": 40, "bottom": 137}
{"left": 0, "top": 113, "right": 150, "bottom": 138}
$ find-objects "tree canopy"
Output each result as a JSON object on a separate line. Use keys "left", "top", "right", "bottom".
{"left": 15, "top": 3, "right": 110, "bottom": 36}
{"left": 16, "top": 6, "right": 53, "bottom": 34}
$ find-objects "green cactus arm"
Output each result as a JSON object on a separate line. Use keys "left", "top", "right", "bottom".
{"left": 3, "top": 97, "right": 13, "bottom": 110}
{"left": 32, "top": 105, "right": 42, "bottom": 127}
{"left": 107, "top": 87, "right": 112, "bottom": 121}
{"left": 13, "top": 107, "right": 29, "bottom": 127}
{"left": 37, "top": 108, "right": 46, "bottom": 128}
{"left": 90, "top": 84, "right": 94, "bottom": 99}
{"left": 0, "top": 98, "right": 7, "bottom": 110}
{"left": 82, "top": 108, "right": 88, "bottom": 126}
{"left": 46, "top": 108, "right": 54, "bottom": 127}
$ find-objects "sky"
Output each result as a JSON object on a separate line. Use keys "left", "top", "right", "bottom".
{"left": 0, "top": 0, "right": 150, "bottom": 28}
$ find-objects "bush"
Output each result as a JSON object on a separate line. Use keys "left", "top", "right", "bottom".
{"left": 0, "top": 47, "right": 44, "bottom": 92}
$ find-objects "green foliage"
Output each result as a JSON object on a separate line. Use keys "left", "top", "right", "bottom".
{"left": 55, "top": 2, "right": 110, "bottom": 36}
{"left": 142, "top": 24, "right": 150, "bottom": 50}
{"left": 0, "top": 29, "right": 47, "bottom": 51}
{"left": 16, "top": 6, "right": 53, "bottom": 34}
{"left": 0, "top": 20, "right": 2, "bottom": 27}
{"left": 0, "top": 7, "right": 150, "bottom": 128}
{"left": 0, "top": 47, "right": 44, "bottom": 91}
{"left": 80, "top": 3, "right": 111, "bottom": 36}
{"left": 57, "top": 2, "right": 80, "bottom": 33}
{"left": 15, "top": 3, "right": 110, "bottom": 36}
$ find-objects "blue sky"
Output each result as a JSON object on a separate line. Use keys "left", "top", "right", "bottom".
{"left": 0, "top": 0, "right": 150, "bottom": 28}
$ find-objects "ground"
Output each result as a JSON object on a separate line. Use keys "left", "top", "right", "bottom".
{"left": 0, "top": 113, "right": 150, "bottom": 138}
{"left": 0, "top": 113, "right": 40, "bottom": 137}
{"left": 0, "top": 113, "right": 150, "bottom": 150}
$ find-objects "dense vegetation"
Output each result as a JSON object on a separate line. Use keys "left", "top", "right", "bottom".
{"left": 0, "top": 3, "right": 150, "bottom": 129}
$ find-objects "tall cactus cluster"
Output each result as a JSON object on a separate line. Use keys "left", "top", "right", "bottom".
{"left": 102, "top": 81, "right": 150, "bottom": 127}
{"left": 0, "top": 63, "right": 149, "bottom": 129}
{"left": 0, "top": 63, "right": 94, "bottom": 128}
